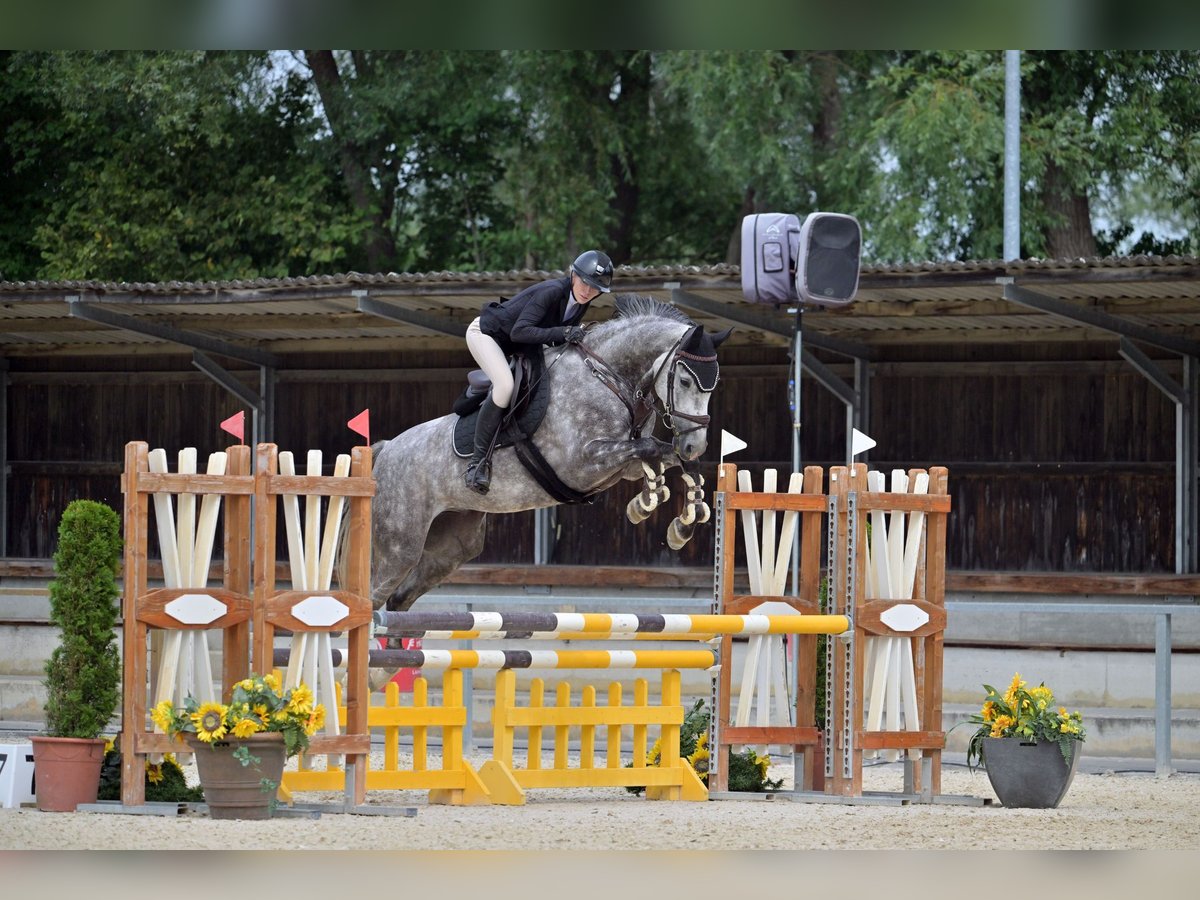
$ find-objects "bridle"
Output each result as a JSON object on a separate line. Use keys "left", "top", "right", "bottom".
{"left": 573, "top": 332, "right": 716, "bottom": 442}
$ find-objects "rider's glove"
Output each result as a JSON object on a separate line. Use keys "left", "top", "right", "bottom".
{"left": 562, "top": 326, "right": 586, "bottom": 344}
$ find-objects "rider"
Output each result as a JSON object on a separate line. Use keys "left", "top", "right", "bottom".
{"left": 463, "top": 249, "right": 614, "bottom": 494}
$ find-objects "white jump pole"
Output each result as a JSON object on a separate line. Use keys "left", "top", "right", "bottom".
{"left": 734, "top": 469, "right": 804, "bottom": 756}
{"left": 315, "top": 454, "right": 352, "bottom": 756}
{"left": 185, "top": 451, "right": 227, "bottom": 711}
{"left": 146, "top": 448, "right": 223, "bottom": 760}
{"left": 899, "top": 472, "right": 930, "bottom": 755}
{"left": 279, "top": 450, "right": 350, "bottom": 767}
{"left": 864, "top": 468, "right": 925, "bottom": 762}
{"left": 146, "top": 449, "right": 182, "bottom": 762}
{"left": 864, "top": 469, "right": 893, "bottom": 759}
{"left": 278, "top": 451, "right": 310, "bottom": 689}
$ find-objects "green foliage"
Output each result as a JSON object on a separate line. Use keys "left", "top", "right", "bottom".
{"left": 43, "top": 500, "right": 123, "bottom": 739}
{"left": 97, "top": 740, "right": 204, "bottom": 803}
{"left": 2, "top": 51, "right": 1197, "bottom": 281}
{"left": 815, "top": 576, "right": 829, "bottom": 733}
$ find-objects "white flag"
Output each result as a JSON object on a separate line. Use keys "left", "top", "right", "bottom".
{"left": 851, "top": 428, "right": 877, "bottom": 458}
{"left": 720, "top": 429, "right": 748, "bottom": 460}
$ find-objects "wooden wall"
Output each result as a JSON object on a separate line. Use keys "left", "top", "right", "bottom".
{"left": 4, "top": 338, "right": 1180, "bottom": 573}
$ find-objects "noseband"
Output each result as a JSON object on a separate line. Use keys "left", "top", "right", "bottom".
{"left": 574, "top": 334, "right": 716, "bottom": 442}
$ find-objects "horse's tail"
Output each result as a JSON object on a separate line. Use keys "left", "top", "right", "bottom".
{"left": 334, "top": 439, "right": 386, "bottom": 594}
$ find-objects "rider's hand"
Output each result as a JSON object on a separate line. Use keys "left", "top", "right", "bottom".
{"left": 563, "top": 326, "right": 586, "bottom": 344}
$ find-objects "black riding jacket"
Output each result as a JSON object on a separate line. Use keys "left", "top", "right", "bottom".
{"left": 479, "top": 277, "right": 589, "bottom": 355}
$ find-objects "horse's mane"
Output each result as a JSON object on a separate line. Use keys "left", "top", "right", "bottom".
{"left": 610, "top": 293, "right": 695, "bottom": 327}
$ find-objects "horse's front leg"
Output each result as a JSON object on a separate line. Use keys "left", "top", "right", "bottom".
{"left": 625, "top": 461, "right": 670, "bottom": 524}
{"left": 579, "top": 435, "right": 680, "bottom": 472}
{"left": 665, "top": 468, "right": 710, "bottom": 550}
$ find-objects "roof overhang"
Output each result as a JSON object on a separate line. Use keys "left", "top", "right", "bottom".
{"left": 2, "top": 255, "right": 1198, "bottom": 360}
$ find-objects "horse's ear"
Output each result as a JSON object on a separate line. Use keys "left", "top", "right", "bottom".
{"left": 709, "top": 326, "right": 733, "bottom": 349}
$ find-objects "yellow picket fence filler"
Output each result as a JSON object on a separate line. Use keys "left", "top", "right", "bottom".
{"left": 281, "top": 673, "right": 489, "bottom": 805}
{"left": 280, "top": 667, "right": 706, "bottom": 806}
{"left": 478, "top": 668, "right": 707, "bottom": 805}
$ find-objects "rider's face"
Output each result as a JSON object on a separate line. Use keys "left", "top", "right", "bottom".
{"left": 572, "top": 274, "right": 601, "bottom": 304}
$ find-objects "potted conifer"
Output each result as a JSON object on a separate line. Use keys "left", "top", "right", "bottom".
{"left": 31, "top": 500, "right": 123, "bottom": 811}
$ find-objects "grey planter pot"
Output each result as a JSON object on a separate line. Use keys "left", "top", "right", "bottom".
{"left": 982, "top": 737, "right": 1082, "bottom": 808}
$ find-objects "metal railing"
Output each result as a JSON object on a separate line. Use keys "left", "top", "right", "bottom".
{"left": 945, "top": 600, "right": 1199, "bottom": 776}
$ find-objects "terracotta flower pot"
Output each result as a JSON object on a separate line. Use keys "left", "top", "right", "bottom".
{"left": 982, "top": 736, "right": 1081, "bottom": 809}
{"left": 186, "top": 733, "right": 287, "bottom": 820}
{"left": 30, "top": 736, "right": 106, "bottom": 812}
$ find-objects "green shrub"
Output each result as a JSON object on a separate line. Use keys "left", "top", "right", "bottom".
{"left": 43, "top": 500, "right": 123, "bottom": 739}
{"left": 97, "top": 739, "right": 204, "bottom": 803}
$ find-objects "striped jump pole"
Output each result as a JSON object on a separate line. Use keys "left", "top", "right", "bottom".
{"left": 371, "top": 630, "right": 717, "bottom": 641}
{"left": 372, "top": 610, "right": 848, "bottom": 638}
{"left": 276, "top": 647, "right": 719, "bottom": 670}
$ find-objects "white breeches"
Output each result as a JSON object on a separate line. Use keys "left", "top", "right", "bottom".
{"left": 466, "top": 317, "right": 514, "bottom": 408}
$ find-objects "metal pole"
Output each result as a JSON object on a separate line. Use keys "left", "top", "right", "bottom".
{"left": 1154, "top": 612, "right": 1173, "bottom": 777}
{"left": 1184, "top": 357, "right": 1198, "bottom": 572}
{"left": 791, "top": 307, "right": 803, "bottom": 596}
{"left": 1003, "top": 50, "right": 1021, "bottom": 261}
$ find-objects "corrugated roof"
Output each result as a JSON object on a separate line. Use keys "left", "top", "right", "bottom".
{"left": 1, "top": 255, "right": 1197, "bottom": 358}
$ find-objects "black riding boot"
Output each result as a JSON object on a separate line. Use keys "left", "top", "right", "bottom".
{"left": 465, "top": 398, "right": 505, "bottom": 494}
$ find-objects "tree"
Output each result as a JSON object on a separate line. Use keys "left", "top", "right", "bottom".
{"left": 2, "top": 51, "right": 1196, "bottom": 281}
{"left": 1, "top": 51, "right": 361, "bottom": 281}
{"left": 857, "top": 51, "right": 1200, "bottom": 261}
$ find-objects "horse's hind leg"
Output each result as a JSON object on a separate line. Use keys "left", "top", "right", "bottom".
{"left": 385, "top": 510, "right": 489, "bottom": 611}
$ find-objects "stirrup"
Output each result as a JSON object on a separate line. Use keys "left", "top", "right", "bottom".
{"left": 465, "top": 458, "right": 492, "bottom": 494}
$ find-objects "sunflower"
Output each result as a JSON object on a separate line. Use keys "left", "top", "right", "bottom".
{"left": 192, "top": 702, "right": 229, "bottom": 743}
{"left": 306, "top": 704, "right": 327, "bottom": 734}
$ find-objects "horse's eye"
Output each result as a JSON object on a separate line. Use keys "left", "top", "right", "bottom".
{"left": 680, "top": 376, "right": 692, "bottom": 388}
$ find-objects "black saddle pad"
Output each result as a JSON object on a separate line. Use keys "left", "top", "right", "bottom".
{"left": 452, "top": 352, "right": 552, "bottom": 458}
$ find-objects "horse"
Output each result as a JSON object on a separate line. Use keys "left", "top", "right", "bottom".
{"left": 361, "top": 294, "right": 731, "bottom": 615}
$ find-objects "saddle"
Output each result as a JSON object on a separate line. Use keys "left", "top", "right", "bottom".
{"left": 451, "top": 352, "right": 551, "bottom": 459}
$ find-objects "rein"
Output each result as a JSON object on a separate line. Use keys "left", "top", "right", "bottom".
{"left": 573, "top": 341, "right": 657, "bottom": 438}
{"left": 573, "top": 333, "right": 714, "bottom": 440}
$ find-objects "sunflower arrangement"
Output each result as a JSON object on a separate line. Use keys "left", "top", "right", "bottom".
{"left": 151, "top": 672, "right": 325, "bottom": 758}
{"left": 963, "top": 672, "right": 1085, "bottom": 770}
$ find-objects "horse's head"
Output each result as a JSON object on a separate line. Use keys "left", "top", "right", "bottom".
{"left": 653, "top": 323, "right": 732, "bottom": 461}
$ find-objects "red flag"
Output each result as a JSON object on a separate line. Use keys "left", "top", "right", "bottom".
{"left": 219, "top": 411, "right": 245, "bottom": 444}
{"left": 347, "top": 408, "right": 370, "bottom": 444}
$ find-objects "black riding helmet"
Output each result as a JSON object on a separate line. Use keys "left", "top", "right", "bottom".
{"left": 570, "top": 249, "right": 613, "bottom": 293}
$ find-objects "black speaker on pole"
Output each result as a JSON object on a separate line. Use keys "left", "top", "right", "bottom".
{"left": 795, "top": 212, "right": 861, "bottom": 307}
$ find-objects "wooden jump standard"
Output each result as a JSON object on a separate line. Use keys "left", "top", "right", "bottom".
{"left": 119, "top": 441, "right": 254, "bottom": 809}
{"left": 711, "top": 462, "right": 959, "bottom": 804}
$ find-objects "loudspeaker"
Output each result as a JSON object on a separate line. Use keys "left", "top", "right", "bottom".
{"left": 795, "top": 212, "right": 861, "bottom": 307}
{"left": 740, "top": 212, "right": 802, "bottom": 304}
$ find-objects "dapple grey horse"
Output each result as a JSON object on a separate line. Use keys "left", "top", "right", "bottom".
{"left": 362, "top": 295, "right": 731, "bottom": 613}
